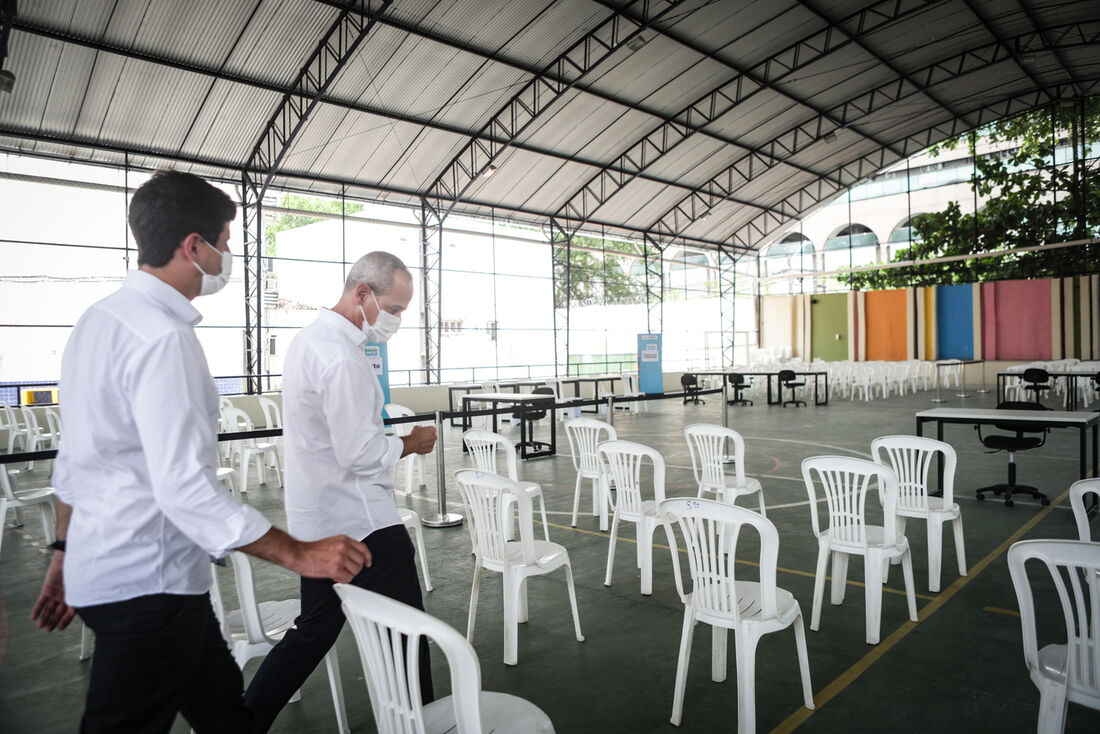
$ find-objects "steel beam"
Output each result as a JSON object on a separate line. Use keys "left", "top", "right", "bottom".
{"left": 241, "top": 172, "right": 263, "bottom": 395}
{"left": 646, "top": 22, "right": 1098, "bottom": 243}
{"left": 550, "top": 218, "right": 573, "bottom": 377}
{"left": 420, "top": 198, "right": 443, "bottom": 383}
{"left": 718, "top": 245, "right": 736, "bottom": 368}
{"left": 642, "top": 234, "right": 664, "bottom": 335}
{"left": 424, "top": 0, "right": 685, "bottom": 221}
{"left": 722, "top": 79, "right": 1100, "bottom": 252}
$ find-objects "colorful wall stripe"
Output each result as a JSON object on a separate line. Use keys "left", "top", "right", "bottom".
{"left": 936, "top": 284, "right": 974, "bottom": 360}
{"left": 864, "top": 289, "right": 908, "bottom": 360}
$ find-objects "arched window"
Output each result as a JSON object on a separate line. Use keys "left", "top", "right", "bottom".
{"left": 763, "top": 233, "right": 814, "bottom": 294}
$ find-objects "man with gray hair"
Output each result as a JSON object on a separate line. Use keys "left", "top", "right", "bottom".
{"left": 245, "top": 251, "right": 437, "bottom": 731}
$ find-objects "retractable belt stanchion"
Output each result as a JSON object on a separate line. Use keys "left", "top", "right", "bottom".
{"left": 606, "top": 395, "right": 614, "bottom": 427}
{"left": 421, "top": 409, "right": 463, "bottom": 528}
{"left": 932, "top": 362, "right": 948, "bottom": 403}
{"left": 722, "top": 378, "right": 729, "bottom": 428}
{"left": 956, "top": 361, "right": 971, "bottom": 399}
{"left": 977, "top": 360, "right": 990, "bottom": 394}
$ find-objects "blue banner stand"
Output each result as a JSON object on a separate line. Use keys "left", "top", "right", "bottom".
{"left": 365, "top": 342, "right": 391, "bottom": 415}
{"left": 637, "top": 333, "right": 663, "bottom": 394}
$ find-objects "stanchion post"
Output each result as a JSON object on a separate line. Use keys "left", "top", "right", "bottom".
{"left": 607, "top": 395, "right": 614, "bottom": 427}
{"left": 932, "top": 362, "right": 947, "bottom": 403}
{"left": 956, "top": 360, "right": 971, "bottom": 399}
{"left": 722, "top": 378, "right": 729, "bottom": 427}
{"left": 421, "top": 410, "right": 463, "bottom": 528}
{"left": 977, "top": 359, "right": 990, "bottom": 393}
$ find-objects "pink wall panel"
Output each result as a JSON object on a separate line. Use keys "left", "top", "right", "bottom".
{"left": 981, "top": 279, "right": 1052, "bottom": 360}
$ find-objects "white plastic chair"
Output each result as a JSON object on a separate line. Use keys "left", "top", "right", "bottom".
{"left": 598, "top": 440, "right": 667, "bottom": 596}
{"left": 453, "top": 469, "right": 584, "bottom": 666}
{"left": 216, "top": 467, "right": 238, "bottom": 499}
{"left": 334, "top": 584, "right": 555, "bottom": 733}
{"left": 1, "top": 403, "right": 30, "bottom": 454}
{"left": 660, "top": 497, "right": 814, "bottom": 731}
{"left": 564, "top": 417, "right": 616, "bottom": 530}
{"left": 386, "top": 403, "right": 427, "bottom": 493}
{"left": 802, "top": 456, "right": 918, "bottom": 644}
{"left": 1008, "top": 539, "right": 1100, "bottom": 734}
{"left": 871, "top": 435, "right": 967, "bottom": 592}
{"left": 223, "top": 406, "right": 282, "bottom": 493}
{"left": 684, "top": 424, "right": 765, "bottom": 516}
{"left": 209, "top": 552, "right": 349, "bottom": 733}
{"left": 462, "top": 429, "right": 549, "bottom": 542}
{"left": 399, "top": 506, "right": 433, "bottom": 592}
{"left": 1069, "top": 478, "right": 1100, "bottom": 541}
{"left": 0, "top": 467, "right": 56, "bottom": 560}
{"left": 20, "top": 407, "right": 57, "bottom": 470}
{"left": 256, "top": 395, "right": 283, "bottom": 470}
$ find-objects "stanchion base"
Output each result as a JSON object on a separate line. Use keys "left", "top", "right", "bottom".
{"left": 956, "top": 393, "right": 971, "bottom": 398}
{"left": 931, "top": 398, "right": 949, "bottom": 403}
{"left": 976, "top": 389, "right": 991, "bottom": 394}
{"left": 421, "top": 513, "right": 463, "bottom": 528}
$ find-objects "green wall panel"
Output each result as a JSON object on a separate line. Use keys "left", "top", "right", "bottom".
{"left": 811, "top": 293, "right": 849, "bottom": 361}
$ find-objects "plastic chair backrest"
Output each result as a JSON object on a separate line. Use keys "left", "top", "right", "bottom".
{"left": 226, "top": 551, "right": 273, "bottom": 646}
{"left": 871, "top": 435, "right": 956, "bottom": 512}
{"left": 44, "top": 408, "right": 62, "bottom": 438}
{"left": 453, "top": 469, "right": 537, "bottom": 566}
{"left": 802, "top": 455, "right": 899, "bottom": 548}
{"left": 1069, "top": 478, "right": 1100, "bottom": 541}
{"left": 208, "top": 563, "right": 233, "bottom": 644}
{"left": 462, "top": 430, "right": 518, "bottom": 480}
{"left": 597, "top": 440, "right": 666, "bottom": 518}
{"left": 385, "top": 403, "right": 416, "bottom": 438}
{"left": 334, "top": 583, "right": 484, "bottom": 734}
{"left": 223, "top": 407, "right": 257, "bottom": 447}
{"left": 1008, "top": 539, "right": 1100, "bottom": 703}
{"left": 564, "top": 418, "right": 616, "bottom": 474}
{"left": 257, "top": 396, "right": 282, "bottom": 429}
{"left": 20, "top": 406, "right": 40, "bottom": 434}
{"left": 659, "top": 497, "right": 779, "bottom": 622}
{"left": 684, "top": 423, "right": 748, "bottom": 490}
{"left": 0, "top": 403, "right": 13, "bottom": 431}
{"left": 1, "top": 467, "right": 18, "bottom": 501}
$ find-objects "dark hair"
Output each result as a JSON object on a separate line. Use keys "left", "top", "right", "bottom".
{"left": 129, "top": 170, "right": 237, "bottom": 267}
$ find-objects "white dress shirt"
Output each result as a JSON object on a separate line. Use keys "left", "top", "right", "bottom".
{"left": 53, "top": 271, "right": 272, "bottom": 607}
{"left": 282, "top": 308, "right": 404, "bottom": 542}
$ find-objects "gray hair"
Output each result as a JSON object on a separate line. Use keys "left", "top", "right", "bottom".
{"left": 344, "top": 251, "right": 410, "bottom": 294}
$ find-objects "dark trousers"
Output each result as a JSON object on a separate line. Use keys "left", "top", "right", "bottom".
{"left": 244, "top": 524, "right": 434, "bottom": 732}
{"left": 77, "top": 593, "right": 252, "bottom": 734}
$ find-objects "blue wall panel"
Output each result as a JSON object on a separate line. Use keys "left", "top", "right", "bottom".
{"left": 936, "top": 284, "right": 973, "bottom": 359}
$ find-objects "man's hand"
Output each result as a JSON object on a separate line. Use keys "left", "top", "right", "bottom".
{"left": 292, "top": 535, "right": 372, "bottom": 583}
{"left": 401, "top": 425, "right": 437, "bottom": 457}
{"left": 31, "top": 553, "right": 76, "bottom": 632}
{"left": 239, "top": 527, "right": 369, "bottom": 583}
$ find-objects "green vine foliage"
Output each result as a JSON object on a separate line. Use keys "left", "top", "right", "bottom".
{"left": 843, "top": 97, "right": 1100, "bottom": 290}
{"left": 264, "top": 193, "right": 365, "bottom": 256}
{"left": 554, "top": 234, "right": 648, "bottom": 308}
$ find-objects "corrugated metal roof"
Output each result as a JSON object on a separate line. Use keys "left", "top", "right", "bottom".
{"left": 2, "top": 0, "right": 1097, "bottom": 253}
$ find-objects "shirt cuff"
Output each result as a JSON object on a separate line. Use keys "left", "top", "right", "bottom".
{"left": 385, "top": 435, "right": 405, "bottom": 468}
{"left": 214, "top": 503, "right": 273, "bottom": 558}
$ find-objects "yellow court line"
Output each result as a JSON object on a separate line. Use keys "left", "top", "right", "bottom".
{"left": 769, "top": 486, "right": 1071, "bottom": 734}
{"left": 542, "top": 519, "right": 935, "bottom": 601}
{"left": 984, "top": 606, "right": 1021, "bottom": 617}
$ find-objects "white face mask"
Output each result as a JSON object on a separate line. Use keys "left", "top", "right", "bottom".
{"left": 193, "top": 237, "right": 233, "bottom": 296}
{"left": 358, "top": 288, "right": 401, "bottom": 342}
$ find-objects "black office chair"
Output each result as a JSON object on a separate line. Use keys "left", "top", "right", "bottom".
{"left": 1021, "top": 368, "right": 1052, "bottom": 404}
{"left": 680, "top": 374, "right": 704, "bottom": 405}
{"left": 515, "top": 386, "right": 555, "bottom": 453}
{"left": 778, "top": 369, "right": 806, "bottom": 407}
{"left": 726, "top": 373, "right": 753, "bottom": 406}
{"left": 975, "top": 400, "right": 1051, "bottom": 507}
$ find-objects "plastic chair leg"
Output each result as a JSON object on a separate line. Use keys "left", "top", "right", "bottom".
{"left": 323, "top": 649, "right": 350, "bottom": 734}
{"left": 596, "top": 477, "right": 609, "bottom": 531}
{"left": 570, "top": 472, "right": 583, "bottom": 527}
{"left": 711, "top": 627, "right": 728, "bottom": 683}
{"left": 901, "top": 549, "right": 918, "bottom": 622}
{"left": 830, "top": 552, "right": 849, "bottom": 605}
{"left": 604, "top": 512, "right": 621, "bottom": 587}
{"left": 503, "top": 570, "right": 521, "bottom": 665}
{"left": 810, "top": 544, "right": 829, "bottom": 632}
{"left": 466, "top": 565, "right": 482, "bottom": 641}
{"left": 408, "top": 519, "right": 432, "bottom": 592}
{"left": 536, "top": 492, "right": 550, "bottom": 542}
{"left": 734, "top": 631, "right": 760, "bottom": 734}
{"left": 669, "top": 607, "right": 696, "bottom": 726}
{"left": 756, "top": 489, "right": 766, "bottom": 518}
{"left": 518, "top": 578, "right": 528, "bottom": 623}
{"left": 793, "top": 613, "right": 815, "bottom": 710}
{"left": 952, "top": 515, "right": 967, "bottom": 578}
{"left": 563, "top": 562, "right": 584, "bottom": 643}
{"left": 864, "top": 553, "right": 884, "bottom": 644}
{"left": 39, "top": 499, "right": 56, "bottom": 545}
{"left": 79, "top": 623, "right": 94, "bottom": 660}
{"left": 0, "top": 500, "right": 7, "bottom": 560}
{"left": 927, "top": 519, "right": 943, "bottom": 593}
{"left": 890, "top": 518, "right": 907, "bottom": 567}
{"left": 1035, "top": 675, "right": 1070, "bottom": 734}
{"left": 639, "top": 518, "right": 656, "bottom": 596}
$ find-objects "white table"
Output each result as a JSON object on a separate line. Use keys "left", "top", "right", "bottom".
{"left": 461, "top": 392, "right": 557, "bottom": 459}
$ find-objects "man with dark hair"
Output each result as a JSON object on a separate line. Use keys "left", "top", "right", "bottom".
{"left": 31, "top": 169, "right": 370, "bottom": 733}
{"left": 245, "top": 251, "right": 437, "bottom": 731}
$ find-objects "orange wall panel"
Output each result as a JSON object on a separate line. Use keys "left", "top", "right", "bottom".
{"left": 865, "top": 289, "right": 908, "bottom": 361}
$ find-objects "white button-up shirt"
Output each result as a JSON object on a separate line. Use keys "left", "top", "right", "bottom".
{"left": 53, "top": 271, "right": 272, "bottom": 607}
{"left": 282, "top": 308, "right": 404, "bottom": 542}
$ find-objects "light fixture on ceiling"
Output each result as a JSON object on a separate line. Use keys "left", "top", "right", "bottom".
{"left": 483, "top": 165, "right": 498, "bottom": 179}
{"left": 823, "top": 130, "right": 838, "bottom": 143}
{"left": 627, "top": 35, "right": 648, "bottom": 52}
{"left": 699, "top": 209, "right": 713, "bottom": 220}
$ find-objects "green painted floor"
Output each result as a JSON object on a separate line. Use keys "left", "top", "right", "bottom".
{"left": 2, "top": 386, "right": 1098, "bottom": 733}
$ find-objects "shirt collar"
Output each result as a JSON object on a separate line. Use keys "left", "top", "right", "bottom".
{"left": 124, "top": 270, "right": 203, "bottom": 326}
{"left": 318, "top": 307, "right": 367, "bottom": 347}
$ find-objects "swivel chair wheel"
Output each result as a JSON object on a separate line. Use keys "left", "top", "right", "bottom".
{"left": 976, "top": 492, "right": 985, "bottom": 501}
{"left": 1005, "top": 499, "right": 1014, "bottom": 507}
{"left": 1040, "top": 498, "right": 1050, "bottom": 506}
